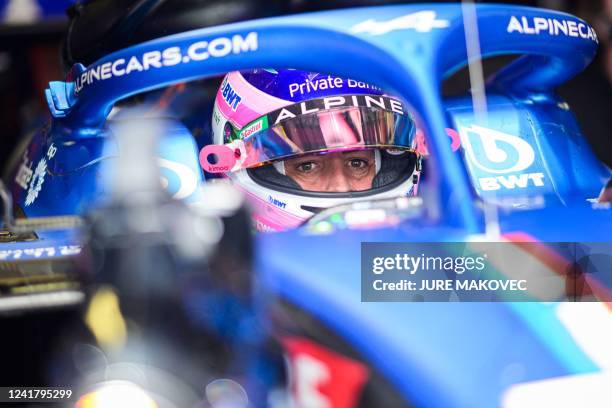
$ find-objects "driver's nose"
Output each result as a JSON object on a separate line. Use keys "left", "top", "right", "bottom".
{"left": 325, "top": 163, "right": 352, "bottom": 193}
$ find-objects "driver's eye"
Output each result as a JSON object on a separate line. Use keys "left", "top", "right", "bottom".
{"left": 347, "top": 158, "right": 368, "bottom": 169}
{"left": 296, "top": 161, "right": 319, "bottom": 173}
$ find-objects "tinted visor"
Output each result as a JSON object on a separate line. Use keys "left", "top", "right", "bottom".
{"left": 230, "top": 95, "right": 416, "bottom": 170}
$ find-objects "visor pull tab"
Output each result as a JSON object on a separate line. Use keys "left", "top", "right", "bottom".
{"left": 199, "top": 144, "right": 238, "bottom": 173}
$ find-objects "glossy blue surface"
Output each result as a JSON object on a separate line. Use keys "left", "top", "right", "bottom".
{"left": 39, "top": 3, "right": 601, "bottom": 232}
{"left": 2, "top": 4, "right": 611, "bottom": 407}
{"left": 257, "top": 227, "right": 601, "bottom": 407}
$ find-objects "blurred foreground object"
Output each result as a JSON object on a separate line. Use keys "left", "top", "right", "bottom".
{"left": 71, "top": 111, "right": 269, "bottom": 406}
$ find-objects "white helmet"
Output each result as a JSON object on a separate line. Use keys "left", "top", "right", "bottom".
{"left": 200, "top": 69, "right": 421, "bottom": 231}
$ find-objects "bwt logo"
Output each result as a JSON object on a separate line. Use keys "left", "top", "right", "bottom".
{"left": 459, "top": 125, "right": 535, "bottom": 174}
{"left": 459, "top": 125, "right": 545, "bottom": 191}
{"left": 268, "top": 196, "right": 287, "bottom": 209}
{"left": 220, "top": 77, "right": 242, "bottom": 111}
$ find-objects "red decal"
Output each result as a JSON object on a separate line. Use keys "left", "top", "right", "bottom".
{"left": 281, "top": 336, "right": 369, "bottom": 408}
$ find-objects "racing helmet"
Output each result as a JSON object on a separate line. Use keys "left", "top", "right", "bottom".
{"left": 200, "top": 69, "right": 421, "bottom": 231}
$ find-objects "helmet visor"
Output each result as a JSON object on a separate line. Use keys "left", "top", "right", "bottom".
{"left": 201, "top": 94, "right": 416, "bottom": 173}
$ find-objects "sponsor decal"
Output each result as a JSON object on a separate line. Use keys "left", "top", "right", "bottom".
{"left": 459, "top": 125, "right": 545, "bottom": 191}
{"left": 47, "top": 143, "right": 57, "bottom": 159}
{"left": 25, "top": 144, "right": 56, "bottom": 206}
{"left": 478, "top": 173, "right": 545, "bottom": 191}
{"left": 24, "top": 158, "right": 46, "bottom": 206}
{"left": 75, "top": 32, "right": 258, "bottom": 93}
{"left": 460, "top": 125, "right": 535, "bottom": 174}
{"left": 268, "top": 195, "right": 287, "bottom": 209}
{"left": 289, "top": 75, "right": 344, "bottom": 98}
{"left": 14, "top": 151, "right": 33, "bottom": 190}
{"left": 507, "top": 15, "right": 598, "bottom": 43}
{"left": 351, "top": 10, "right": 450, "bottom": 35}
{"left": 269, "top": 94, "right": 405, "bottom": 125}
{"left": 0, "top": 245, "right": 81, "bottom": 261}
{"left": 288, "top": 76, "right": 381, "bottom": 98}
{"left": 239, "top": 116, "right": 268, "bottom": 139}
{"left": 282, "top": 336, "right": 369, "bottom": 408}
{"left": 205, "top": 165, "right": 230, "bottom": 172}
{"left": 220, "top": 76, "right": 242, "bottom": 111}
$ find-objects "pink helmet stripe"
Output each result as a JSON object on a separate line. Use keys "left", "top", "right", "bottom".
{"left": 215, "top": 72, "right": 292, "bottom": 129}
{"left": 215, "top": 92, "right": 262, "bottom": 129}
{"left": 234, "top": 184, "right": 303, "bottom": 231}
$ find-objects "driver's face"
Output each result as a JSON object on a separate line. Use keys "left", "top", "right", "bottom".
{"left": 284, "top": 150, "right": 376, "bottom": 192}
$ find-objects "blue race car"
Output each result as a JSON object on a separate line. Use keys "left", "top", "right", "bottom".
{"left": 1, "top": 3, "right": 611, "bottom": 407}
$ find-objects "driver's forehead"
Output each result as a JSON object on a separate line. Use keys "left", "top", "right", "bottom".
{"left": 285, "top": 150, "right": 375, "bottom": 162}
